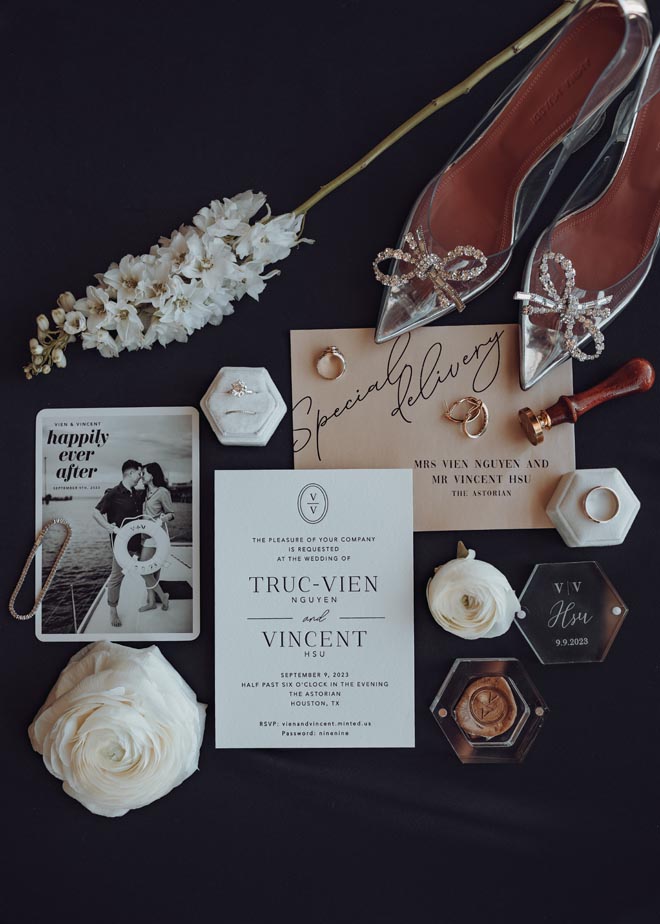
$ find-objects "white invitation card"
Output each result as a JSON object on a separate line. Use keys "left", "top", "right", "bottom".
{"left": 214, "top": 469, "right": 414, "bottom": 748}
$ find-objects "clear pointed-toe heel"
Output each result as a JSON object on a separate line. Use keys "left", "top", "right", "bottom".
{"left": 518, "top": 33, "right": 660, "bottom": 390}
{"left": 373, "top": 0, "right": 651, "bottom": 344}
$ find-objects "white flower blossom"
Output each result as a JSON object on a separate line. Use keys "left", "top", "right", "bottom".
{"left": 180, "top": 234, "right": 239, "bottom": 290}
{"left": 193, "top": 204, "right": 244, "bottom": 238}
{"left": 102, "top": 254, "right": 149, "bottom": 302}
{"left": 143, "top": 312, "right": 189, "bottom": 348}
{"left": 142, "top": 255, "right": 173, "bottom": 304}
{"left": 224, "top": 190, "right": 268, "bottom": 221}
{"left": 24, "top": 190, "right": 310, "bottom": 377}
{"left": 235, "top": 211, "right": 302, "bottom": 263}
{"left": 160, "top": 276, "right": 212, "bottom": 335}
{"left": 157, "top": 228, "right": 194, "bottom": 270}
{"left": 237, "top": 261, "right": 279, "bottom": 300}
{"left": 114, "top": 299, "right": 144, "bottom": 350}
{"left": 204, "top": 285, "right": 235, "bottom": 324}
{"left": 82, "top": 328, "right": 122, "bottom": 358}
{"left": 62, "top": 310, "right": 87, "bottom": 336}
{"left": 76, "top": 285, "right": 116, "bottom": 329}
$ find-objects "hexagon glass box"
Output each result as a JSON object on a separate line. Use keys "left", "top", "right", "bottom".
{"left": 201, "top": 367, "right": 287, "bottom": 447}
{"left": 430, "top": 659, "right": 548, "bottom": 764}
{"left": 546, "top": 468, "right": 640, "bottom": 548}
{"left": 516, "top": 560, "right": 628, "bottom": 664}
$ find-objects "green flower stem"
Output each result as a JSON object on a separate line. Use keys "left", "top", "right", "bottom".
{"left": 292, "top": 0, "right": 581, "bottom": 218}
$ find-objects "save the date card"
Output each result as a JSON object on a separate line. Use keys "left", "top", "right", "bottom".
{"left": 35, "top": 407, "right": 199, "bottom": 642}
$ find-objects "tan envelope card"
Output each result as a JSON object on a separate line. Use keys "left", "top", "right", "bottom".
{"left": 291, "top": 325, "right": 575, "bottom": 532}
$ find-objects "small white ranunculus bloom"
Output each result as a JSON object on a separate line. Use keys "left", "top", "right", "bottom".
{"left": 426, "top": 546, "right": 520, "bottom": 640}
{"left": 29, "top": 642, "right": 206, "bottom": 818}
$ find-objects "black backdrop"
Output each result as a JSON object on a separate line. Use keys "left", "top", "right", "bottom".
{"left": 2, "top": 2, "right": 659, "bottom": 922}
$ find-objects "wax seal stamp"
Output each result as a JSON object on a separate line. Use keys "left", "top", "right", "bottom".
{"left": 518, "top": 358, "right": 655, "bottom": 445}
{"left": 455, "top": 676, "right": 517, "bottom": 740}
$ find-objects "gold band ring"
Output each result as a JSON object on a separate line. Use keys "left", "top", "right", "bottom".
{"left": 583, "top": 485, "right": 620, "bottom": 523}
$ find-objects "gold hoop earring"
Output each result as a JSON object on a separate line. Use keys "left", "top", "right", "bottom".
{"left": 463, "top": 401, "right": 489, "bottom": 439}
{"left": 444, "top": 396, "right": 489, "bottom": 439}
{"left": 444, "top": 396, "right": 482, "bottom": 424}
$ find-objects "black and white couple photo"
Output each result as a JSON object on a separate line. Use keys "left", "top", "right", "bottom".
{"left": 92, "top": 459, "right": 175, "bottom": 628}
{"left": 36, "top": 407, "right": 199, "bottom": 641}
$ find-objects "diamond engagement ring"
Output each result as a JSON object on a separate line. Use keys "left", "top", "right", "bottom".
{"left": 228, "top": 380, "right": 255, "bottom": 397}
{"left": 316, "top": 346, "right": 347, "bottom": 380}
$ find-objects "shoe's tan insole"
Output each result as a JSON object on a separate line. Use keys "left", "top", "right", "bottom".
{"left": 550, "top": 89, "right": 660, "bottom": 289}
{"left": 429, "top": 2, "right": 626, "bottom": 257}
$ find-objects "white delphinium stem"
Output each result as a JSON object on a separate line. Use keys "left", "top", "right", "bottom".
{"left": 24, "top": 191, "right": 309, "bottom": 379}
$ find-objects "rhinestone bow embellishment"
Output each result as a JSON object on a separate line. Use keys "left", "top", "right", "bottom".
{"left": 514, "top": 252, "right": 612, "bottom": 362}
{"left": 373, "top": 227, "right": 487, "bottom": 313}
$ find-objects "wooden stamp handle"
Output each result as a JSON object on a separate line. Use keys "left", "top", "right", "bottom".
{"left": 547, "top": 358, "right": 655, "bottom": 427}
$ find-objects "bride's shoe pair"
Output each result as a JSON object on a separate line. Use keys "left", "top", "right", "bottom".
{"left": 373, "top": 0, "right": 657, "bottom": 389}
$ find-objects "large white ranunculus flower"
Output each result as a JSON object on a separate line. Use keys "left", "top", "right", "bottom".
{"left": 29, "top": 642, "right": 206, "bottom": 818}
{"left": 426, "top": 545, "right": 520, "bottom": 640}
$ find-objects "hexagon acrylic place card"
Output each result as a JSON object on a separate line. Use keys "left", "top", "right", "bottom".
{"left": 201, "top": 366, "right": 287, "bottom": 447}
{"left": 430, "top": 659, "right": 548, "bottom": 764}
{"left": 516, "top": 561, "right": 628, "bottom": 664}
{"left": 546, "top": 468, "right": 640, "bottom": 547}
